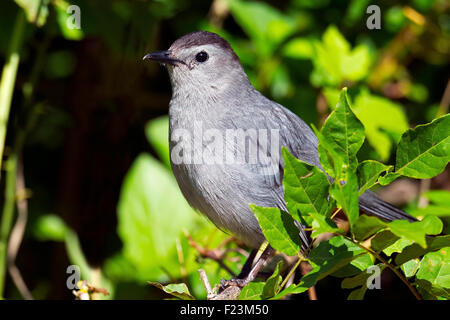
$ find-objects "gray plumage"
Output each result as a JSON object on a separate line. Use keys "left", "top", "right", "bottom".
{"left": 144, "top": 31, "right": 415, "bottom": 250}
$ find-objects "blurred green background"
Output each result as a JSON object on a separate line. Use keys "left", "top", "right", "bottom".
{"left": 0, "top": 0, "right": 448, "bottom": 300}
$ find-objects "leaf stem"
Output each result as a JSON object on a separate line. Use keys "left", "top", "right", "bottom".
{"left": 279, "top": 256, "right": 305, "bottom": 291}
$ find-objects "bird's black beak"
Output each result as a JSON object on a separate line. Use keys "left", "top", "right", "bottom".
{"left": 142, "top": 50, "right": 184, "bottom": 66}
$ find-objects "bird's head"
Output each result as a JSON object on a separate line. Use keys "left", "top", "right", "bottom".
{"left": 143, "top": 31, "right": 250, "bottom": 96}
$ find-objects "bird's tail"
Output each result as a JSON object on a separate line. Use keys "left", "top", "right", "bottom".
{"left": 293, "top": 220, "right": 313, "bottom": 255}
{"left": 358, "top": 190, "right": 417, "bottom": 223}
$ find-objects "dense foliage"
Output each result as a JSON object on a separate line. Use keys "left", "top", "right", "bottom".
{"left": 0, "top": 0, "right": 448, "bottom": 300}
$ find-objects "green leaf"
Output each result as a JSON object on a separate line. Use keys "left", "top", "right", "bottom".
{"left": 117, "top": 153, "right": 199, "bottom": 281}
{"left": 310, "top": 25, "right": 372, "bottom": 86}
{"left": 352, "top": 215, "right": 386, "bottom": 241}
{"left": 395, "top": 235, "right": 450, "bottom": 265}
{"left": 282, "top": 37, "right": 315, "bottom": 59}
{"left": 239, "top": 282, "right": 265, "bottom": 300}
{"left": 329, "top": 170, "right": 359, "bottom": 228}
{"left": 357, "top": 160, "right": 391, "bottom": 195}
{"left": 424, "top": 190, "right": 450, "bottom": 206}
{"left": 371, "top": 230, "right": 400, "bottom": 252}
{"left": 33, "top": 214, "right": 68, "bottom": 242}
{"left": 229, "top": 0, "right": 298, "bottom": 56}
{"left": 378, "top": 172, "right": 401, "bottom": 186}
{"left": 262, "top": 260, "right": 284, "bottom": 299}
{"left": 352, "top": 91, "right": 409, "bottom": 160}
{"left": 318, "top": 88, "right": 364, "bottom": 227}
{"left": 415, "top": 248, "right": 450, "bottom": 298}
{"left": 315, "top": 128, "right": 342, "bottom": 179}
{"left": 321, "top": 88, "right": 365, "bottom": 172}
{"left": 276, "top": 236, "right": 367, "bottom": 297}
{"left": 145, "top": 116, "right": 170, "bottom": 168}
{"left": 393, "top": 114, "right": 450, "bottom": 179}
{"left": 401, "top": 259, "right": 420, "bottom": 278}
{"left": 408, "top": 190, "right": 450, "bottom": 217}
{"left": 331, "top": 253, "right": 374, "bottom": 278}
{"left": 387, "top": 215, "right": 443, "bottom": 248}
{"left": 309, "top": 211, "right": 341, "bottom": 238}
{"left": 341, "top": 264, "right": 387, "bottom": 300}
{"left": 148, "top": 282, "right": 195, "bottom": 300}
{"left": 250, "top": 205, "right": 303, "bottom": 256}
{"left": 15, "top": 0, "right": 48, "bottom": 27}
{"left": 282, "top": 147, "right": 331, "bottom": 225}
{"left": 383, "top": 238, "right": 414, "bottom": 256}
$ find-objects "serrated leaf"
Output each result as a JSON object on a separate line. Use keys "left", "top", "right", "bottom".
{"left": 250, "top": 205, "right": 303, "bottom": 256}
{"left": 357, "top": 160, "right": 391, "bottom": 195}
{"left": 393, "top": 114, "right": 450, "bottom": 179}
{"left": 317, "top": 88, "right": 364, "bottom": 227}
{"left": 321, "top": 88, "right": 365, "bottom": 172}
{"left": 282, "top": 148, "right": 331, "bottom": 224}
{"left": 148, "top": 282, "right": 195, "bottom": 300}
{"left": 352, "top": 215, "right": 386, "bottom": 241}
{"left": 239, "top": 282, "right": 265, "bottom": 300}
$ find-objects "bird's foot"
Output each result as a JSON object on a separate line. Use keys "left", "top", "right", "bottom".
{"left": 219, "top": 278, "right": 248, "bottom": 292}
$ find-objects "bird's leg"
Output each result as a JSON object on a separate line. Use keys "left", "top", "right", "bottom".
{"left": 236, "top": 248, "right": 258, "bottom": 279}
{"left": 219, "top": 245, "right": 275, "bottom": 291}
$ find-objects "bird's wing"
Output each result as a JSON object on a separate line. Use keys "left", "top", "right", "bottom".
{"left": 267, "top": 98, "right": 417, "bottom": 223}
{"left": 220, "top": 97, "right": 320, "bottom": 249}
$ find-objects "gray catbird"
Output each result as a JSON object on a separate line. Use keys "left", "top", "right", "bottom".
{"left": 144, "top": 31, "right": 415, "bottom": 287}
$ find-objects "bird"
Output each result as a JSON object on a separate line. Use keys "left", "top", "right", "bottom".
{"left": 143, "top": 31, "right": 415, "bottom": 288}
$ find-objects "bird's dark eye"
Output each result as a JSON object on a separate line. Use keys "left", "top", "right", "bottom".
{"left": 195, "top": 51, "right": 209, "bottom": 63}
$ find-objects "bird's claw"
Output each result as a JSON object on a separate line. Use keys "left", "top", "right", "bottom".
{"left": 219, "top": 278, "right": 248, "bottom": 292}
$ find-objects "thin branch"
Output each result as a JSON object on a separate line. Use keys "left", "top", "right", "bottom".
{"left": 279, "top": 257, "right": 302, "bottom": 290}
{"left": 184, "top": 231, "right": 237, "bottom": 277}
{"left": 7, "top": 154, "right": 33, "bottom": 300}
{"left": 345, "top": 236, "right": 422, "bottom": 300}
{"left": 198, "top": 269, "right": 216, "bottom": 300}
